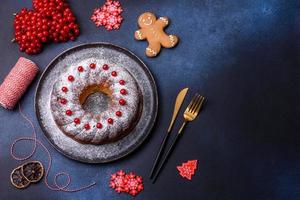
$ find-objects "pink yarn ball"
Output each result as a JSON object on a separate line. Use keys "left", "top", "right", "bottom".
{"left": 0, "top": 57, "right": 39, "bottom": 109}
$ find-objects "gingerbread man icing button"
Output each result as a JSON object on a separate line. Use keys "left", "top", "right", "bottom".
{"left": 134, "top": 12, "right": 179, "bottom": 57}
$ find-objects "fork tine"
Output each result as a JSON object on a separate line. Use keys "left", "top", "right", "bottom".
{"left": 188, "top": 94, "right": 199, "bottom": 112}
{"left": 192, "top": 95, "right": 203, "bottom": 114}
{"left": 190, "top": 95, "right": 199, "bottom": 113}
{"left": 186, "top": 94, "right": 198, "bottom": 111}
{"left": 194, "top": 96, "right": 205, "bottom": 114}
{"left": 190, "top": 94, "right": 201, "bottom": 113}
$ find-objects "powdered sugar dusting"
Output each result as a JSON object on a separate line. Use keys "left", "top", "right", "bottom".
{"left": 51, "top": 57, "right": 140, "bottom": 144}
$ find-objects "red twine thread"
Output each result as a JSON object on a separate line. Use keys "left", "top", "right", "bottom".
{"left": 0, "top": 57, "right": 39, "bottom": 109}
{"left": 10, "top": 103, "right": 97, "bottom": 192}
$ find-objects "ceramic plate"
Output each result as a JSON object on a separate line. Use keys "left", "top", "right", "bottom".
{"left": 35, "top": 43, "right": 158, "bottom": 163}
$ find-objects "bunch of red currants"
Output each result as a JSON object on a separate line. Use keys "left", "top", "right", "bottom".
{"left": 13, "top": 0, "right": 80, "bottom": 55}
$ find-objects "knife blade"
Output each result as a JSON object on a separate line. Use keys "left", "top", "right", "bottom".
{"left": 167, "top": 87, "right": 189, "bottom": 133}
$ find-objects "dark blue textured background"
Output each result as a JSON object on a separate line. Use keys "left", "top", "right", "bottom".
{"left": 0, "top": 0, "right": 299, "bottom": 199}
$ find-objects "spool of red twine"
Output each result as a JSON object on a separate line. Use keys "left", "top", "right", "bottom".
{"left": 0, "top": 57, "right": 38, "bottom": 109}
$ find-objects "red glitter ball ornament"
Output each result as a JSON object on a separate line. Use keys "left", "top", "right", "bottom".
{"left": 120, "top": 89, "right": 127, "bottom": 95}
{"left": 116, "top": 111, "right": 122, "bottom": 117}
{"left": 90, "top": 63, "right": 96, "bottom": 69}
{"left": 90, "top": 0, "right": 123, "bottom": 31}
{"left": 78, "top": 66, "right": 84, "bottom": 72}
{"left": 102, "top": 64, "right": 109, "bottom": 70}
{"left": 119, "top": 99, "right": 126, "bottom": 106}
{"left": 96, "top": 123, "right": 102, "bottom": 129}
{"left": 61, "top": 86, "right": 68, "bottom": 93}
{"left": 107, "top": 118, "right": 114, "bottom": 124}
{"left": 68, "top": 75, "right": 74, "bottom": 82}
{"left": 60, "top": 98, "right": 67, "bottom": 104}
{"left": 119, "top": 80, "right": 125, "bottom": 85}
{"left": 74, "top": 118, "right": 80, "bottom": 124}
{"left": 177, "top": 160, "right": 198, "bottom": 180}
{"left": 111, "top": 71, "right": 117, "bottom": 77}
{"left": 84, "top": 123, "right": 90, "bottom": 130}
{"left": 65, "top": 110, "right": 72, "bottom": 116}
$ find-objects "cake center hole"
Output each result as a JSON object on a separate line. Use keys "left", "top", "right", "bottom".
{"left": 79, "top": 85, "right": 112, "bottom": 116}
{"left": 82, "top": 92, "right": 110, "bottom": 115}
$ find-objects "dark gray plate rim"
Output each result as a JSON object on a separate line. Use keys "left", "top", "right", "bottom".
{"left": 35, "top": 42, "right": 158, "bottom": 163}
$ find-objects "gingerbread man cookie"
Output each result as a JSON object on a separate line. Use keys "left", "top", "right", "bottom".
{"left": 134, "top": 12, "right": 179, "bottom": 57}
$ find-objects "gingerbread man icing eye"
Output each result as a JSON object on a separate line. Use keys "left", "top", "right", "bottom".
{"left": 138, "top": 12, "right": 156, "bottom": 27}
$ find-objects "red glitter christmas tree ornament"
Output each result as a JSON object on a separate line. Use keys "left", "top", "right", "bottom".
{"left": 90, "top": 0, "right": 123, "bottom": 31}
{"left": 177, "top": 160, "right": 198, "bottom": 180}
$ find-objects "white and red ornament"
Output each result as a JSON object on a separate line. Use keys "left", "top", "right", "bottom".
{"left": 101, "top": 0, "right": 123, "bottom": 15}
{"left": 109, "top": 170, "right": 127, "bottom": 193}
{"left": 124, "top": 173, "right": 143, "bottom": 196}
{"left": 109, "top": 170, "right": 144, "bottom": 196}
{"left": 90, "top": 0, "right": 123, "bottom": 31}
{"left": 177, "top": 160, "right": 198, "bottom": 180}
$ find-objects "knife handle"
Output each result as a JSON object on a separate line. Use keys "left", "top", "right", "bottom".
{"left": 152, "top": 133, "right": 181, "bottom": 183}
{"left": 149, "top": 132, "right": 170, "bottom": 179}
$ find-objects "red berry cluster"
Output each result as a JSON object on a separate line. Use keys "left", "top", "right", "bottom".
{"left": 177, "top": 160, "right": 198, "bottom": 180}
{"left": 91, "top": 0, "right": 123, "bottom": 30}
{"left": 109, "top": 170, "right": 144, "bottom": 196}
{"left": 13, "top": 0, "right": 80, "bottom": 55}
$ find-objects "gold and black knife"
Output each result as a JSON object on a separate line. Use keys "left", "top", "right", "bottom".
{"left": 149, "top": 87, "right": 188, "bottom": 179}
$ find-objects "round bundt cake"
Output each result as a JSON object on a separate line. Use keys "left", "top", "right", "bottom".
{"left": 50, "top": 59, "right": 141, "bottom": 145}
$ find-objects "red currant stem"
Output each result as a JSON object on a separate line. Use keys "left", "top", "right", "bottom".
{"left": 13, "top": 13, "right": 17, "bottom": 16}
{"left": 11, "top": 38, "right": 16, "bottom": 43}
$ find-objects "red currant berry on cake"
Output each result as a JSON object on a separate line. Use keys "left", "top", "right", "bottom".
{"left": 90, "top": 63, "right": 96, "bottom": 69}
{"left": 119, "top": 80, "right": 125, "bottom": 85}
{"left": 116, "top": 111, "right": 122, "bottom": 117}
{"left": 66, "top": 110, "right": 72, "bottom": 116}
{"left": 96, "top": 123, "right": 102, "bottom": 129}
{"left": 78, "top": 66, "right": 84, "bottom": 72}
{"left": 119, "top": 99, "right": 126, "bottom": 106}
{"left": 84, "top": 123, "right": 90, "bottom": 130}
{"left": 68, "top": 75, "right": 74, "bottom": 82}
{"left": 120, "top": 89, "right": 127, "bottom": 95}
{"left": 102, "top": 64, "right": 109, "bottom": 70}
{"left": 62, "top": 87, "right": 68, "bottom": 93}
{"left": 60, "top": 98, "right": 67, "bottom": 104}
{"left": 107, "top": 118, "right": 114, "bottom": 124}
{"left": 74, "top": 118, "right": 80, "bottom": 124}
{"left": 111, "top": 71, "right": 117, "bottom": 77}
